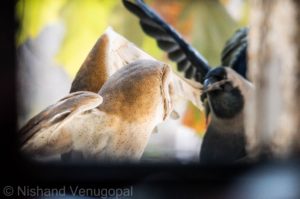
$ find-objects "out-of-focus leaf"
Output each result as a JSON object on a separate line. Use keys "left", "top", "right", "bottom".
{"left": 240, "top": 0, "right": 250, "bottom": 25}
{"left": 182, "top": 104, "right": 206, "bottom": 135}
{"left": 219, "top": 0, "right": 249, "bottom": 26}
{"left": 56, "top": 0, "right": 117, "bottom": 76}
{"left": 16, "top": 0, "right": 67, "bottom": 45}
{"left": 187, "top": 0, "right": 238, "bottom": 66}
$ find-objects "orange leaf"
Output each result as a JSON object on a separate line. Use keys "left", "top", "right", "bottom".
{"left": 182, "top": 104, "right": 207, "bottom": 135}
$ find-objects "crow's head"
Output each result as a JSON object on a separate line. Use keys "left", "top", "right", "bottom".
{"left": 201, "top": 67, "right": 249, "bottom": 119}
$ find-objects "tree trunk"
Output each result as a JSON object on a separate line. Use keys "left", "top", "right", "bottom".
{"left": 247, "top": 0, "right": 300, "bottom": 158}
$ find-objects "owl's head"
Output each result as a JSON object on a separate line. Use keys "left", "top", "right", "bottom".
{"left": 98, "top": 60, "right": 175, "bottom": 123}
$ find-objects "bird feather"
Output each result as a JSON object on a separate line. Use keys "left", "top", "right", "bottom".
{"left": 122, "top": 0, "right": 211, "bottom": 82}
{"left": 20, "top": 91, "right": 103, "bottom": 156}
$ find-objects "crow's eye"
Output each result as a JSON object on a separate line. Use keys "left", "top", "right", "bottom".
{"left": 214, "top": 75, "right": 225, "bottom": 81}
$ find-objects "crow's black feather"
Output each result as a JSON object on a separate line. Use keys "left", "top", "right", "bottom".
{"left": 123, "top": 0, "right": 211, "bottom": 83}
{"left": 221, "top": 28, "right": 248, "bottom": 78}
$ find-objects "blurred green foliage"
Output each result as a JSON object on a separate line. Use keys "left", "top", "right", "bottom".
{"left": 16, "top": 0, "right": 66, "bottom": 45}
{"left": 56, "top": 0, "right": 117, "bottom": 76}
{"left": 16, "top": 0, "right": 165, "bottom": 76}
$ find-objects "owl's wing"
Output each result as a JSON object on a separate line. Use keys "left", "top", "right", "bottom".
{"left": 105, "top": 27, "right": 156, "bottom": 69}
{"left": 107, "top": 28, "right": 204, "bottom": 110}
{"left": 20, "top": 91, "right": 103, "bottom": 156}
{"left": 122, "top": 0, "right": 211, "bottom": 82}
{"left": 171, "top": 73, "right": 203, "bottom": 111}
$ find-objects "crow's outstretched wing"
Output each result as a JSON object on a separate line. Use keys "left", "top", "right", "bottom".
{"left": 123, "top": 0, "right": 211, "bottom": 83}
{"left": 221, "top": 28, "right": 248, "bottom": 78}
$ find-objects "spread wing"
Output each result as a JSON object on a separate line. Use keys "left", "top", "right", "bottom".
{"left": 172, "top": 73, "right": 203, "bottom": 110}
{"left": 105, "top": 28, "right": 204, "bottom": 110}
{"left": 221, "top": 28, "right": 248, "bottom": 78}
{"left": 20, "top": 91, "right": 103, "bottom": 156}
{"left": 123, "top": 0, "right": 211, "bottom": 82}
{"left": 105, "top": 27, "right": 156, "bottom": 70}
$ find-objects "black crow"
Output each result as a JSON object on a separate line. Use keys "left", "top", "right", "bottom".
{"left": 123, "top": 0, "right": 253, "bottom": 163}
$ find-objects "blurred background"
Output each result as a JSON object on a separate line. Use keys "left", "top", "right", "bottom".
{"left": 15, "top": 0, "right": 249, "bottom": 163}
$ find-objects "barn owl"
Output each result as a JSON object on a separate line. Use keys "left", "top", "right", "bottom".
{"left": 19, "top": 27, "right": 203, "bottom": 161}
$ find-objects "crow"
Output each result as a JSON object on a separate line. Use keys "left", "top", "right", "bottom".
{"left": 123, "top": 0, "right": 253, "bottom": 163}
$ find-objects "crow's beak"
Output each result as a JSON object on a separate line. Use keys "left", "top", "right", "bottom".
{"left": 203, "top": 78, "right": 211, "bottom": 90}
{"left": 202, "top": 78, "right": 229, "bottom": 93}
{"left": 203, "top": 77, "right": 217, "bottom": 91}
